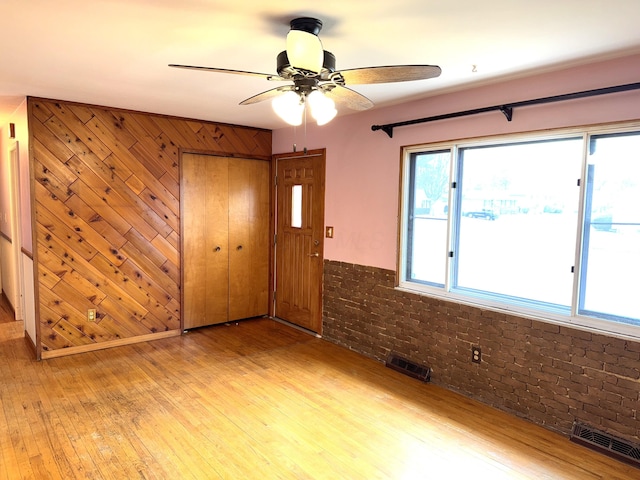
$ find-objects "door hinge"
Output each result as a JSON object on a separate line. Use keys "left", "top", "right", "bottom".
{"left": 449, "top": 251, "right": 454, "bottom": 258}
{"left": 451, "top": 181, "right": 457, "bottom": 188}
{"left": 577, "top": 179, "right": 581, "bottom": 187}
{"left": 274, "top": 175, "right": 278, "bottom": 186}
{"left": 273, "top": 291, "right": 276, "bottom": 301}
{"left": 274, "top": 234, "right": 277, "bottom": 245}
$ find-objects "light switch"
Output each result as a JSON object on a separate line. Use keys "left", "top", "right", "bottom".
{"left": 325, "top": 226, "right": 334, "bottom": 238}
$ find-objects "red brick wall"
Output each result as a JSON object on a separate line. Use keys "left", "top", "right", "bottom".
{"left": 323, "top": 260, "right": 640, "bottom": 442}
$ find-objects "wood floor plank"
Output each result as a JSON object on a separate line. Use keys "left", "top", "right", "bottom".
{"left": 0, "top": 294, "right": 14, "bottom": 325}
{"left": 0, "top": 317, "right": 638, "bottom": 479}
{"left": 32, "top": 363, "right": 117, "bottom": 479}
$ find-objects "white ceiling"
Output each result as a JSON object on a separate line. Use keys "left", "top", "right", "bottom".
{"left": 2, "top": 0, "right": 640, "bottom": 130}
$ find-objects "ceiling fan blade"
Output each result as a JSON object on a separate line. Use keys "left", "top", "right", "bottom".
{"left": 323, "top": 85, "right": 374, "bottom": 111}
{"left": 169, "top": 64, "right": 284, "bottom": 81}
{"left": 239, "top": 85, "right": 295, "bottom": 105}
{"left": 338, "top": 65, "right": 441, "bottom": 85}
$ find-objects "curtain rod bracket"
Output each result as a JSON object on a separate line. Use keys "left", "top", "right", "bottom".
{"left": 371, "top": 124, "right": 394, "bottom": 138}
{"left": 499, "top": 106, "right": 513, "bottom": 122}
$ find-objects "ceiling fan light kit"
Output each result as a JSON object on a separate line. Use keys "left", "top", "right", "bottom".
{"left": 270, "top": 88, "right": 337, "bottom": 126}
{"left": 307, "top": 90, "right": 337, "bottom": 125}
{"left": 169, "top": 16, "right": 441, "bottom": 127}
{"left": 272, "top": 90, "right": 305, "bottom": 126}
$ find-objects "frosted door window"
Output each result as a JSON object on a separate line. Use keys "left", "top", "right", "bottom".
{"left": 291, "top": 185, "right": 302, "bottom": 228}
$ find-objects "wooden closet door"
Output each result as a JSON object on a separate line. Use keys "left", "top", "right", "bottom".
{"left": 182, "top": 153, "right": 229, "bottom": 329}
{"left": 228, "top": 158, "right": 270, "bottom": 321}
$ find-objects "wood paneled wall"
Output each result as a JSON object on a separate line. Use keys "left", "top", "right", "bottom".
{"left": 28, "top": 98, "right": 271, "bottom": 358}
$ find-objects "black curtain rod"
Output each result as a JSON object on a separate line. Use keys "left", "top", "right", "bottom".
{"left": 371, "top": 81, "right": 640, "bottom": 138}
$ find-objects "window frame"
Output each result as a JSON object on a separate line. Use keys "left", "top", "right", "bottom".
{"left": 403, "top": 148, "right": 453, "bottom": 288}
{"left": 397, "top": 121, "right": 640, "bottom": 341}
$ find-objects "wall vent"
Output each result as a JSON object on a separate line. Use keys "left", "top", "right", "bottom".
{"left": 385, "top": 353, "right": 431, "bottom": 382}
{"left": 570, "top": 422, "right": 640, "bottom": 468}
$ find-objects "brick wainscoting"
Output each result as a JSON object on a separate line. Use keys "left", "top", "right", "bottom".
{"left": 322, "top": 260, "right": 640, "bottom": 442}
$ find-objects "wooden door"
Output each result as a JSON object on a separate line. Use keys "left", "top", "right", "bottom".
{"left": 228, "top": 158, "right": 270, "bottom": 321}
{"left": 182, "top": 153, "right": 230, "bottom": 329}
{"left": 274, "top": 150, "right": 326, "bottom": 333}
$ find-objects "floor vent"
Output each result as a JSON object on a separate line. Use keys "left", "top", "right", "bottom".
{"left": 570, "top": 422, "right": 640, "bottom": 468}
{"left": 385, "top": 354, "right": 431, "bottom": 382}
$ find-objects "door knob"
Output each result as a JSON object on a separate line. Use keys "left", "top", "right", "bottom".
{"left": 237, "top": 245, "right": 243, "bottom": 251}
{"left": 214, "top": 246, "right": 221, "bottom": 252}
{"left": 308, "top": 252, "right": 319, "bottom": 257}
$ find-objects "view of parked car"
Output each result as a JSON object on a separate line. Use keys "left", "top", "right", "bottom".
{"left": 592, "top": 214, "right": 615, "bottom": 232}
{"left": 463, "top": 209, "right": 498, "bottom": 220}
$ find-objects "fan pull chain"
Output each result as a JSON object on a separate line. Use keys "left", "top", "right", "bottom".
{"left": 290, "top": 99, "right": 308, "bottom": 154}
{"left": 303, "top": 100, "right": 308, "bottom": 154}
{"left": 292, "top": 121, "right": 298, "bottom": 152}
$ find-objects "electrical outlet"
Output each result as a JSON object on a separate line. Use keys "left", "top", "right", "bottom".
{"left": 472, "top": 346, "right": 482, "bottom": 363}
{"left": 87, "top": 308, "right": 97, "bottom": 322}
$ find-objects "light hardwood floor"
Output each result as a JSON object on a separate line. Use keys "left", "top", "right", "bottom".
{"left": 0, "top": 317, "right": 637, "bottom": 479}
{"left": 0, "top": 294, "right": 14, "bottom": 325}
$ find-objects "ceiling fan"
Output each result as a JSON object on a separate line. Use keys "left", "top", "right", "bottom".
{"left": 169, "top": 17, "right": 441, "bottom": 126}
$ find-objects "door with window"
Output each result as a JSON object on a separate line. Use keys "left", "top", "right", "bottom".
{"left": 274, "top": 149, "right": 325, "bottom": 333}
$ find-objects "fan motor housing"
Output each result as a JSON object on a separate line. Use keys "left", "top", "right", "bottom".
{"left": 290, "top": 17, "right": 323, "bottom": 35}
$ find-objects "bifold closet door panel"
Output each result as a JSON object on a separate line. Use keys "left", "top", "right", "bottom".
{"left": 205, "top": 158, "right": 230, "bottom": 325}
{"left": 183, "top": 154, "right": 206, "bottom": 329}
{"left": 228, "top": 158, "right": 270, "bottom": 321}
{"left": 183, "top": 154, "right": 229, "bottom": 329}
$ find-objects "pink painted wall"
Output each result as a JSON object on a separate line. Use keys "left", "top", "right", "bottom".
{"left": 273, "top": 53, "right": 640, "bottom": 271}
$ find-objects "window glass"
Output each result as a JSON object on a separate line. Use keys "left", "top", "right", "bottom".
{"left": 454, "top": 139, "right": 583, "bottom": 309}
{"left": 406, "top": 151, "right": 450, "bottom": 286}
{"left": 580, "top": 132, "right": 640, "bottom": 324}
{"left": 291, "top": 184, "right": 302, "bottom": 228}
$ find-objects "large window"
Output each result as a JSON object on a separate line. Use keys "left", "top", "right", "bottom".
{"left": 400, "top": 125, "right": 640, "bottom": 337}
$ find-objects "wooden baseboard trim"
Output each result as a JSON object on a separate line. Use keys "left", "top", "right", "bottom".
{"left": 40, "top": 330, "right": 181, "bottom": 360}
{"left": 24, "top": 331, "right": 37, "bottom": 357}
